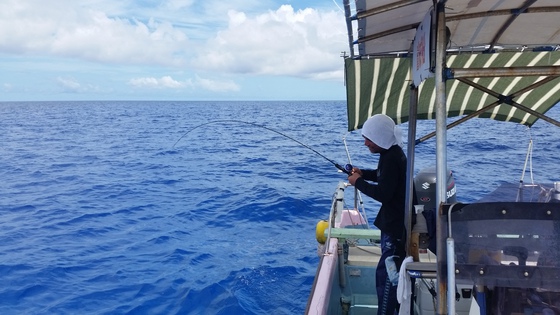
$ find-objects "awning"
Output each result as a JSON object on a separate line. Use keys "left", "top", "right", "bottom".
{"left": 344, "top": 0, "right": 560, "bottom": 131}
{"left": 345, "top": 51, "right": 560, "bottom": 130}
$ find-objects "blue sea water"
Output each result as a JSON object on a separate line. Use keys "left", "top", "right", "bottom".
{"left": 1, "top": 100, "right": 559, "bottom": 314}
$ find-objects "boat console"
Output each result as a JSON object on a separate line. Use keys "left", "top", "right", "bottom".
{"left": 443, "top": 182, "right": 560, "bottom": 314}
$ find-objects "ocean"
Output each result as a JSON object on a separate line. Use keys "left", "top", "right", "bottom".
{"left": 1, "top": 100, "right": 559, "bottom": 314}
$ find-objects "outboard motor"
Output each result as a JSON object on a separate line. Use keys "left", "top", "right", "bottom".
{"left": 412, "top": 167, "right": 457, "bottom": 253}
{"left": 414, "top": 166, "right": 457, "bottom": 211}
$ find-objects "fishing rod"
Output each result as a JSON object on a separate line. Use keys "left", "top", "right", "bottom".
{"left": 173, "top": 119, "right": 353, "bottom": 175}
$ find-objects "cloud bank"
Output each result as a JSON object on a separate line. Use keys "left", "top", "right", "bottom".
{"left": 0, "top": 0, "right": 347, "bottom": 99}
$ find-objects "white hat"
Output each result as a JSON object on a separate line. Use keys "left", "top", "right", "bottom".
{"left": 361, "top": 114, "right": 403, "bottom": 149}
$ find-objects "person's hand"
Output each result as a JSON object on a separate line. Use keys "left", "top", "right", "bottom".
{"left": 347, "top": 167, "right": 362, "bottom": 186}
{"left": 351, "top": 167, "right": 362, "bottom": 176}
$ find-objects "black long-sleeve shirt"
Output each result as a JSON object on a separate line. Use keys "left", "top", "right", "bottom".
{"left": 354, "top": 145, "right": 407, "bottom": 241}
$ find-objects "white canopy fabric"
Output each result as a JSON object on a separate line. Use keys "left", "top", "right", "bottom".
{"left": 352, "top": 0, "right": 560, "bottom": 57}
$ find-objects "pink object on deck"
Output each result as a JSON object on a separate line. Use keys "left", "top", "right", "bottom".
{"left": 337, "top": 209, "right": 367, "bottom": 228}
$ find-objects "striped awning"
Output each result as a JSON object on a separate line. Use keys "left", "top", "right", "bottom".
{"left": 346, "top": 51, "right": 560, "bottom": 131}
{"left": 344, "top": 0, "right": 560, "bottom": 131}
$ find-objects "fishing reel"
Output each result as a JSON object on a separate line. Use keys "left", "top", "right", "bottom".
{"left": 335, "top": 163, "right": 354, "bottom": 175}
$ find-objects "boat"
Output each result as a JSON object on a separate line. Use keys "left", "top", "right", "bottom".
{"left": 306, "top": 1, "right": 560, "bottom": 314}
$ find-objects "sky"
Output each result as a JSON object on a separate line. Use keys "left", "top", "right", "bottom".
{"left": 0, "top": 0, "right": 350, "bottom": 101}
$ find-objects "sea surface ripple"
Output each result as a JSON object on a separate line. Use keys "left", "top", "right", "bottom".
{"left": 1, "top": 101, "right": 559, "bottom": 314}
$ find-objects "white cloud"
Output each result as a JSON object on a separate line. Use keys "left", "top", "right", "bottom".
{"left": 194, "top": 75, "right": 240, "bottom": 92}
{"left": 129, "top": 76, "right": 188, "bottom": 89}
{"left": 192, "top": 5, "right": 347, "bottom": 81}
{"left": 0, "top": 1, "right": 346, "bottom": 80}
{"left": 57, "top": 77, "right": 100, "bottom": 93}
{"left": 0, "top": 1, "right": 347, "bottom": 100}
{"left": 128, "top": 75, "right": 239, "bottom": 92}
{"left": 3, "top": 83, "right": 13, "bottom": 91}
{"left": 57, "top": 77, "right": 82, "bottom": 91}
{"left": 0, "top": 0, "right": 189, "bottom": 66}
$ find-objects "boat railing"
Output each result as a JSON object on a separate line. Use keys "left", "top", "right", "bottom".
{"left": 326, "top": 182, "right": 376, "bottom": 244}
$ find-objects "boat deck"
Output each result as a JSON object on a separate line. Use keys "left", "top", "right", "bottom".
{"left": 348, "top": 245, "right": 381, "bottom": 267}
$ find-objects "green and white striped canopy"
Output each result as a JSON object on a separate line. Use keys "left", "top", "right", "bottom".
{"left": 346, "top": 51, "right": 560, "bottom": 131}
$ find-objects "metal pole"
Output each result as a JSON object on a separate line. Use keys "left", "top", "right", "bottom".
{"left": 343, "top": 0, "right": 355, "bottom": 57}
{"left": 434, "top": 1, "right": 449, "bottom": 314}
{"left": 451, "top": 65, "right": 560, "bottom": 78}
{"left": 405, "top": 84, "right": 419, "bottom": 258}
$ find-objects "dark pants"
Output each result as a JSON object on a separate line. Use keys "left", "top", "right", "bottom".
{"left": 377, "top": 233, "right": 406, "bottom": 315}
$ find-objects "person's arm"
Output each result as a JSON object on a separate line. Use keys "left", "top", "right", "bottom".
{"left": 354, "top": 159, "right": 399, "bottom": 203}
{"left": 360, "top": 169, "right": 378, "bottom": 181}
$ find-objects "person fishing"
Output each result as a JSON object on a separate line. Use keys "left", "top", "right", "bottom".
{"left": 347, "top": 114, "right": 407, "bottom": 315}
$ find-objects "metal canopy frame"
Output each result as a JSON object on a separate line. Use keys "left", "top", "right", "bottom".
{"left": 416, "top": 74, "right": 560, "bottom": 144}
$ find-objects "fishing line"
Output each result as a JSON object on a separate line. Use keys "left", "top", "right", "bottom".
{"left": 173, "top": 119, "right": 352, "bottom": 174}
